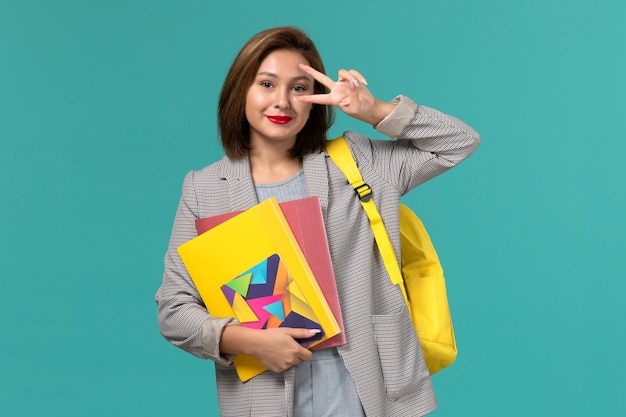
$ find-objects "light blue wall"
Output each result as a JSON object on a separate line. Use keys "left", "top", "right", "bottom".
{"left": 1, "top": 0, "right": 624, "bottom": 415}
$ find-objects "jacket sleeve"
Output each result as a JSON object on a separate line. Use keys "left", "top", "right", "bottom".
{"left": 155, "top": 170, "right": 237, "bottom": 364}
{"left": 349, "top": 95, "right": 481, "bottom": 195}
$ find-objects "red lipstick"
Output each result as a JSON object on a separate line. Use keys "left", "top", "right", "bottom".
{"left": 267, "top": 115, "right": 293, "bottom": 124}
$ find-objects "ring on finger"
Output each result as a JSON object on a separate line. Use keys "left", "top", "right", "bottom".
{"left": 351, "top": 77, "right": 360, "bottom": 87}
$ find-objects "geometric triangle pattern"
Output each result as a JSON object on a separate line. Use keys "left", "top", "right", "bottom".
{"left": 264, "top": 300, "right": 285, "bottom": 321}
{"left": 246, "top": 294, "right": 282, "bottom": 330}
{"left": 220, "top": 253, "right": 324, "bottom": 347}
{"left": 232, "top": 292, "right": 258, "bottom": 323}
{"left": 226, "top": 272, "right": 252, "bottom": 297}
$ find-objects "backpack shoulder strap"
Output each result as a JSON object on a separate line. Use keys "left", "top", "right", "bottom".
{"left": 325, "top": 136, "right": 372, "bottom": 201}
{"left": 326, "top": 136, "right": 409, "bottom": 304}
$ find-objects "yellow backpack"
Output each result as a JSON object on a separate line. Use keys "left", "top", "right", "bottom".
{"left": 326, "top": 136, "right": 457, "bottom": 374}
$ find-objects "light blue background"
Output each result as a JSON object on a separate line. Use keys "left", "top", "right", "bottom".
{"left": 1, "top": 0, "right": 624, "bottom": 416}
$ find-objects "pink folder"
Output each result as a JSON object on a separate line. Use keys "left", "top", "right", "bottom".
{"left": 195, "top": 196, "right": 346, "bottom": 350}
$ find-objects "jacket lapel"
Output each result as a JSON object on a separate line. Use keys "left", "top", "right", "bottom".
{"left": 217, "top": 156, "right": 259, "bottom": 212}
{"left": 303, "top": 150, "right": 329, "bottom": 217}
{"left": 216, "top": 149, "right": 330, "bottom": 217}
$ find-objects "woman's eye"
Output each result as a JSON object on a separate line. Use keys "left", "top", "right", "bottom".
{"left": 293, "top": 85, "right": 306, "bottom": 92}
{"left": 260, "top": 81, "right": 273, "bottom": 88}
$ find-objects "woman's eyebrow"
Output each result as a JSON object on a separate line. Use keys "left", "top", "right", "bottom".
{"left": 256, "top": 71, "right": 312, "bottom": 83}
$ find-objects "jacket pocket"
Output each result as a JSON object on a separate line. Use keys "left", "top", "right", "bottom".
{"left": 371, "top": 306, "right": 429, "bottom": 401}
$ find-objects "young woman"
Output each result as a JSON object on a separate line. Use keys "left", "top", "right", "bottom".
{"left": 156, "top": 26, "right": 480, "bottom": 417}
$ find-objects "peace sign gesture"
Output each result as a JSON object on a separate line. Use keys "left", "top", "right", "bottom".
{"left": 296, "top": 64, "right": 395, "bottom": 126}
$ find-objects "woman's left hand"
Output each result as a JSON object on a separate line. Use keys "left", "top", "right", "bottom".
{"left": 296, "top": 64, "right": 395, "bottom": 126}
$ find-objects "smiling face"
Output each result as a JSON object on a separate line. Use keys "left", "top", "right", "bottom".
{"left": 245, "top": 49, "right": 314, "bottom": 151}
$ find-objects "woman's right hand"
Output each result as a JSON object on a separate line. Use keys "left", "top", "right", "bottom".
{"left": 220, "top": 325, "right": 319, "bottom": 373}
{"left": 250, "top": 328, "right": 318, "bottom": 372}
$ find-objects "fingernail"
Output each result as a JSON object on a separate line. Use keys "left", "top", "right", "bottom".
{"left": 309, "top": 329, "right": 321, "bottom": 334}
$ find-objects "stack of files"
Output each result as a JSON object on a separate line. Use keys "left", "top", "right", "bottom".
{"left": 195, "top": 196, "right": 345, "bottom": 351}
{"left": 178, "top": 196, "right": 343, "bottom": 382}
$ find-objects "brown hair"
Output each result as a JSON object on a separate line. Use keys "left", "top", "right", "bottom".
{"left": 218, "top": 26, "right": 334, "bottom": 159}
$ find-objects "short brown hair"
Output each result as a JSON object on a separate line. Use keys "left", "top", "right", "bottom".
{"left": 218, "top": 26, "right": 334, "bottom": 159}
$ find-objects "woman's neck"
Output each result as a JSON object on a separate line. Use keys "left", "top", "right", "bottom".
{"left": 248, "top": 147, "right": 302, "bottom": 185}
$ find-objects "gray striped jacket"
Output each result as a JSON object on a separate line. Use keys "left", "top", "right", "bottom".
{"left": 156, "top": 96, "right": 480, "bottom": 416}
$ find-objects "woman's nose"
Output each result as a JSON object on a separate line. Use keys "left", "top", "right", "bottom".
{"left": 273, "top": 88, "right": 290, "bottom": 108}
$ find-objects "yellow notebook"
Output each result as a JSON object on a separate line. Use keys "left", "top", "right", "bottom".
{"left": 177, "top": 197, "right": 341, "bottom": 382}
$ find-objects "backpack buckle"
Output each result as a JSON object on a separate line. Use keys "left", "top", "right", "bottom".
{"left": 354, "top": 183, "right": 372, "bottom": 202}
